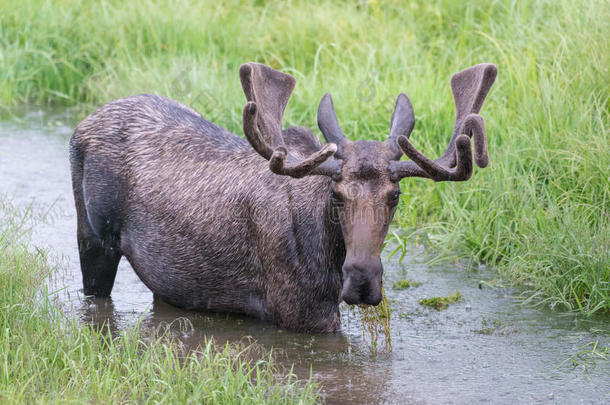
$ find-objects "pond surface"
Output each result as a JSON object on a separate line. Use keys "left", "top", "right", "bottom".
{"left": 1, "top": 111, "right": 608, "bottom": 404}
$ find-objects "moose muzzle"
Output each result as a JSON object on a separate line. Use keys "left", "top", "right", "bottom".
{"left": 340, "top": 256, "right": 383, "bottom": 306}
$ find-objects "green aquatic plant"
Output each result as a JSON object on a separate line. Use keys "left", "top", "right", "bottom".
{"left": 419, "top": 292, "right": 462, "bottom": 311}
{"left": 392, "top": 279, "right": 422, "bottom": 290}
{"left": 473, "top": 317, "right": 512, "bottom": 336}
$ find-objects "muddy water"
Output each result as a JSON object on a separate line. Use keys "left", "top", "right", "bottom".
{"left": 1, "top": 112, "right": 608, "bottom": 404}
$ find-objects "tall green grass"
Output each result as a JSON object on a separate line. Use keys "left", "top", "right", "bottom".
{"left": 0, "top": 201, "right": 318, "bottom": 403}
{"left": 0, "top": 0, "right": 608, "bottom": 313}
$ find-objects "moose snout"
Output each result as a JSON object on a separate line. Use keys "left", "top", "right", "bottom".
{"left": 341, "top": 257, "right": 383, "bottom": 306}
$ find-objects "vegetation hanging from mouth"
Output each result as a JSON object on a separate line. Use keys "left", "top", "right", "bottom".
{"left": 357, "top": 286, "right": 392, "bottom": 354}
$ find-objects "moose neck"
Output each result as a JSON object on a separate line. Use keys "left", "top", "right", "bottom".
{"left": 301, "top": 176, "right": 345, "bottom": 273}
{"left": 321, "top": 182, "right": 346, "bottom": 273}
{"left": 284, "top": 175, "right": 345, "bottom": 296}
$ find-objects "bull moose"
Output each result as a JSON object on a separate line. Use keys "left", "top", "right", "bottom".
{"left": 70, "top": 62, "right": 497, "bottom": 332}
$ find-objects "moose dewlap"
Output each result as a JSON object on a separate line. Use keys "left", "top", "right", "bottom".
{"left": 69, "top": 62, "right": 497, "bottom": 332}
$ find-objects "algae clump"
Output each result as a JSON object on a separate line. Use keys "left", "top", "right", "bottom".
{"left": 392, "top": 279, "right": 422, "bottom": 290}
{"left": 419, "top": 292, "right": 462, "bottom": 310}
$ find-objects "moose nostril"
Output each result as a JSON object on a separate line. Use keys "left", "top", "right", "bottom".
{"left": 357, "top": 279, "right": 382, "bottom": 306}
{"left": 367, "top": 295, "right": 382, "bottom": 306}
{"left": 340, "top": 276, "right": 359, "bottom": 305}
{"left": 358, "top": 282, "right": 370, "bottom": 301}
{"left": 365, "top": 288, "right": 383, "bottom": 306}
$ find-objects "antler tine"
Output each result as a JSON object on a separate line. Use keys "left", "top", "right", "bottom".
{"left": 240, "top": 62, "right": 341, "bottom": 179}
{"left": 389, "top": 64, "right": 497, "bottom": 182}
{"left": 462, "top": 113, "right": 488, "bottom": 168}
{"left": 242, "top": 101, "right": 274, "bottom": 159}
{"left": 395, "top": 134, "right": 473, "bottom": 181}
{"left": 269, "top": 144, "right": 338, "bottom": 178}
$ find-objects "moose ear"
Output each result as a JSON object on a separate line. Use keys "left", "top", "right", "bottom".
{"left": 450, "top": 63, "right": 497, "bottom": 132}
{"left": 239, "top": 63, "right": 296, "bottom": 149}
{"left": 386, "top": 93, "right": 415, "bottom": 158}
{"left": 317, "top": 93, "right": 348, "bottom": 147}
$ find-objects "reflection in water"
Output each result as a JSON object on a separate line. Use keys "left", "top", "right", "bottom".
{"left": 80, "top": 297, "right": 120, "bottom": 333}
{"left": 1, "top": 114, "right": 609, "bottom": 404}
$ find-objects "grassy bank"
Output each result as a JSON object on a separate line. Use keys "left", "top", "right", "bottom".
{"left": 0, "top": 0, "right": 608, "bottom": 313}
{"left": 0, "top": 202, "right": 318, "bottom": 403}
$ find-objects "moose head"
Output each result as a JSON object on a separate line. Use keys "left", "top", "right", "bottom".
{"left": 240, "top": 62, "right": 497, "bottom": 307}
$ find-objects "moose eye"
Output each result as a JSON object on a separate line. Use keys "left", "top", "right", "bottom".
{"left": 389, "top": 190, "right": 401, "bottom": 204}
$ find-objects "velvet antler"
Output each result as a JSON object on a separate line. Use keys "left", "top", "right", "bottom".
{"left": 389, "top": 63, "right": 497, "bottom": 181}
{"left": 240, "top": 63, "right": 341, "bottom": 179}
